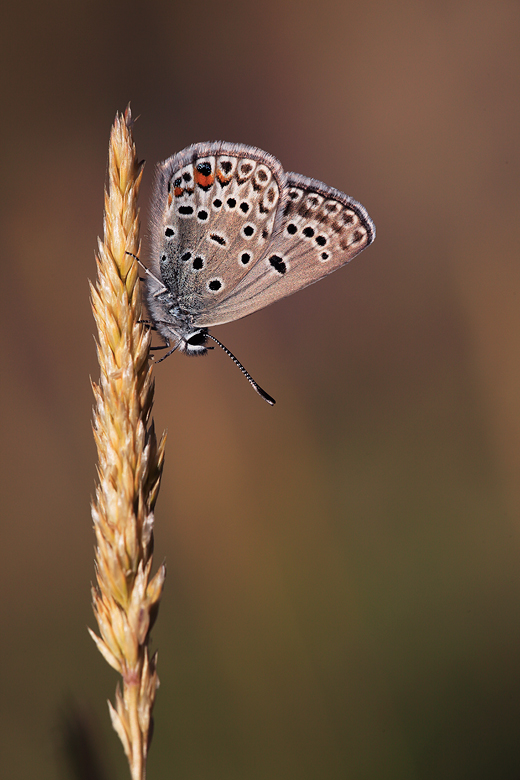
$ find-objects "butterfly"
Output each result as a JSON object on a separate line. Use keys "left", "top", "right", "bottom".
{"left": 142, "top": 141, "right": 375, "bottom": 405}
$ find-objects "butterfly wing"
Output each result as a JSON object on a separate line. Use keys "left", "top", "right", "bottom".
{"left": 147, "top": 142, "right": 286, "bottom": 321}
{"left": 195, "top": 172, "right": 375, "bottom": 327}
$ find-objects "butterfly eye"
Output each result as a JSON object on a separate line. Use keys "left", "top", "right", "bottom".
{"left": 186, "top": 331, "right": 207, "bottom": 347}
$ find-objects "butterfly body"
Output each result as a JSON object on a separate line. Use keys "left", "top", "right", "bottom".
{"left": 145, "top": 141, "right": 375, "bottom": 397}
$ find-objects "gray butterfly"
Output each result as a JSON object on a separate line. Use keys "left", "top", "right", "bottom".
{"left": 143, "top": 141, "right": 375, "bottom": 405}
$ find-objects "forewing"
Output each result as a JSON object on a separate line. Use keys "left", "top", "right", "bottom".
{"left": 197, "top": 172, "right": 375, "bottom": 326}
{"left": 147, "top": 142, "right": 285, "bottom": 316}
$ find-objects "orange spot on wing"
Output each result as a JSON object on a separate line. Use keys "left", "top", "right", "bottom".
{"left": 217, "top": 170, "right": 232, "bottom": 185}
{"left": 174, "top": 187, "right": 184, "bottom": 197}
{"left": 168, "top": 192, "right": 173, "bottom": 206}
{"left": 194, "top": 170, "right": 215, "bottom": 188}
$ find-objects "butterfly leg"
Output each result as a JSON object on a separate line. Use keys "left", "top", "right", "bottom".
{"left": 139, "top": 319, "right": 157, "bottom": 330}
{"left": 125, "top": 251, "right": 168, "bottom": 295}
{"left": 153, "top": 341, "right": 179, "bottom": 363}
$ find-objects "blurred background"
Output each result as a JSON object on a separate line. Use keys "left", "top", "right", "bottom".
{"left": 1, "top": 1, "right": 520, "bottom": 778}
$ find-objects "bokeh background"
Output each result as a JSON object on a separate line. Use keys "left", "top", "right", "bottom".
{"left": 1, "top": 1, "right": 520, "bottom": 778}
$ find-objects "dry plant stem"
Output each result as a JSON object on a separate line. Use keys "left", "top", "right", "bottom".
{"left": 90, "top": 107, "right": 166, "bottom": 780}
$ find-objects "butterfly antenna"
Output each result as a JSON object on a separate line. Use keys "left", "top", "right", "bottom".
{"left": 206, "top": 334, "right": 276, "bottom": 406}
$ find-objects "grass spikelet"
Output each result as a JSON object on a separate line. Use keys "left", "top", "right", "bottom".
{"left": 89, "top": 106, "right": 166, "bottom": 780}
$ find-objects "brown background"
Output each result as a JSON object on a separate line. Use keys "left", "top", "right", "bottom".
{"left": 1, "top": 1, "right": 520, "bottom": 778}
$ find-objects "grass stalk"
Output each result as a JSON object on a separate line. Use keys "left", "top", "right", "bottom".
{"left": 89, "top": 106, "right": 166, "bottom": 780}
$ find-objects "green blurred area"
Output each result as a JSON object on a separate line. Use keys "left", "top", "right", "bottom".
{"left": 1, "top": 1, "right": 520, "bottom": 778}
